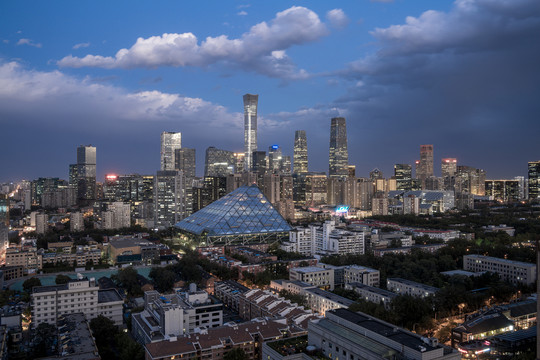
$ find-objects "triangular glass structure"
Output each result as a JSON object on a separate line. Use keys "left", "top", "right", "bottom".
{"left": 175, "top": 184, "right": 292, "bottom": 237}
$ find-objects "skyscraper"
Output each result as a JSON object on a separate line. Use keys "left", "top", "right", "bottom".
{"left": 205, "top": 147, "right": 235, "bottom": 177}
{"left": 528, "top": 161, "right": 540, "bottom": 200}
{"left": 243, "top": 94, "right": 258, "bottom": 171}
{"left": 441, "top": 158, "right": 457, "bottom": 179}
{"left": 415, "top": 144, "right": 433, "bottom": 180}
{"left": 175, "top": 148, "right": 196, "bottom": 179}
{"left": 268, "top": 145, "right": 282, "bottom": 174}
{"left": 76, "top": 145, "right": 96, "bottom": 201}
{"left": 160, "top": 132, "right": 182, "bottom": 171}
{"left": 329, "top": 117, "right": 348, "bottom": 178}
{"left": 154, "top": 170, "right": 190, "bottom": 228}
{"left": 293, "top": 130, "right": 308, "bottom": 175}
{"left": 394, "top": 164, "right": 412, "bottom": 191}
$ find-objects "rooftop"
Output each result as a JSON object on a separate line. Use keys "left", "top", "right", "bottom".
{"left": 464, "top": 254, "right": 536, "bottom": 268}
{"left": 387, "top": 278, "right": 439, "bottom": 293}
{"left": 98, "top": 289, "right": 123, "bottom": 303}
{"left": 347, "top": 282, "right": 397, "bottom": 298}
{"left": 305, "top": 288, "right": 355, "bottom": 306}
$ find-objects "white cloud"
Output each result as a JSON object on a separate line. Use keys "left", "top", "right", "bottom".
{"left": 17, "top": 38, "right": 42, "bottom": 48}
{"left": 58, "top": 6, "right": 328, "bottom": 78}
{"left": 0, "top": 61, "right": 240, "bottom": 131}
{"left": 326, "top": 9, "right": 350, "bottom": 29}
{"left": 73, "top": 42, "right": 90, "bottom": 49}
{"left": 2, "top": 40, "right": 8, "bottom": 44}
{"left": 237, "top": 11, "right": 248, "bottom": 16}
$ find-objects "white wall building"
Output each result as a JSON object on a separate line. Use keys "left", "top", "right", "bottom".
{"left": 463, "top": 254, "right": 536, "bottom": 285}
{"left": 31, "top": 276, "right": 123, "bottom": 327}
{"left": 70, "top": 212, "right": 84, "bottom": 232}
{"left": 343, "top": 265, "right": 380, "bottom": 287}
{"left": 290, "top": 266, "right": 335, "bottom": 290}
{"left": 387, "top": 278, "right": 439, "bottom": 298}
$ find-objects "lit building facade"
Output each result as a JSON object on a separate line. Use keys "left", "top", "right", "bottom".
{"left": 175, "top": 148, "right": 196, "bottom": 179}
{"left": 160, "top": 132, "right": 182, "bottom": 171}
{"left": 528, "top": 160, "right": 540, "bottom": 200}
{"left": 394, "top": 164, "right": 412, "bottom": 191}
{"left": 205, "top": 147, "right": 235, "bottom": 177}
{"left": 293, "top": 130, "right": 308, "bottom": 175}
{"left": 243, "top": 94, "right": 258, "bottom": 171}
{"left": 329, "top": 117, "right": 349, "bottom": 178}
{"left": 416, "top": 144, "right": 433, "bottom": 184}
{"left": 75, "top": 145, "right": 97, "bottom": 201}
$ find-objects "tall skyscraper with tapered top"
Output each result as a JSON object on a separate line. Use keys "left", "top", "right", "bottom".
{"left": 243, "top": 94, "right": 258, "bottom": 171}
{"left": 329, "top": 117, "right": 348, "bottom": 178}
{"left": 293, "top": 130, "right": 308, "bottom": 175}
{"left": 160, "top": 132, "right": 182, "bottom": 171}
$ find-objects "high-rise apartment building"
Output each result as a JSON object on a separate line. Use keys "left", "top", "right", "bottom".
{"left": 293, "top": 130, "right": 308, "bottom": 174}
{"left": 175, "top": 148, "right": 196, "bottom": 179}
{"left": 528, "top": 161, "right": 540, "bottom": 200}
{"left": 456, "top": 166, "right": 486, "bottom": 196}
{"left": 243, "top": 94, "right": 258, "bottom": 171}
{"left": 160, "top": 132, "right": 182, "bottom": 171}
{"left": 0, "top": 194, "right": 8, "bottom": 227}
{"left": 252, "top": 151, "right": 267, "bottom": 174}
{"left": 72, "top": 145, "right": 97, "bottom": 202}
{"left": 416, "top": 145, "right": 433, "bottom": 182}
{"left": 394, "top": 164, "right": 412, "bottom": 191}
{"left": 329, "top": 117, "right": 349, "bottom": 178}
{"left": 154, "top": 170, "right": 191, "bottom": 228}
{"left": 70, "top": 212, "right": 84, "bottom": 232}
{"left": 205, "top": 147, "right": 235, "bottom": 177}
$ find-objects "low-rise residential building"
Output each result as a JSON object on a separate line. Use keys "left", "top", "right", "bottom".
{"left": 0, "top": 266, "right": 24, "bottom": 280}
{"left": 344, "top": 282, "right": 396, "bottom": 309}
{"left": 55, "top": 313, "right": 101, "bottom": 359}
{"left": 303, "top": 288, "right": 354, "bottom": 316}
{"left": 106, "top": 237, "right": 162, "bottom": 264}
{"left": 463, "top": 254, "right": 536, "bottom": 285}
{"left": 373, "top": 247, "right": 412, "bottom": 257}
{"left": 228, "top": 247, "right": 277, "bottom": 263}
{"left": 238, "top": 289, "right": 319, "bottom": 329}
{"left": 5, "top": 249, "right": 41, "bottom": 271}
{"left": 289, "top": 267, "right": 334, "bottom": 290}
{"left": 310, "top": 309, "right": 460, "bottom": 360}
{"left": 270, "top": 279, "right": 316, "bottom": 295}
{"left": 343, "top": 265, "right": 380, "bottom": 287}
{"left": 40, "top": 249, "right": 102, "bottom": 268}
{"left": 386, "top": 278, "right": 439, "bottom": 298}
{"left": 482, "top": 224, "right": 515, "bottom": 236}
{"left": 410, "top": 229, "right": 460, "bottom": 242}
{"left": 144, "top": 319, "right": 303, "bottom": 360}
{"left": 31, "top": 276, "right": 123, "bottom": 327}
{"left": 214, "top": 280, "right": 249, "bottom": 312}
{"left": 132, "top": 285, "right": 223, "bottom": 345}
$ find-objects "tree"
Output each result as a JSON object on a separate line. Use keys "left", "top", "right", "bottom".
{"left": 23, "top": 277, "right": 42, "bottom": 293}
{"left": 112, "top": 267, "right": 142, "bottom": 297}
{"left": 55, "top": 274, "right": 71, "bottom": 284}
{"left": 32, "top": 323, "right": 56, "bottom": 357}
{"left": 149, "top": 267, "right": 177, "bottom": 293}
{"left": 224, "top": 348, "right": 248, "bottom": 360}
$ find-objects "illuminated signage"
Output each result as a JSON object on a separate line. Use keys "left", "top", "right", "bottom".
{"left": 272, "top": 145, "right": 279, "bottom": 150}
{"left": 106, "top": 174, "right": 118, "bottom": 180}
{"left": 336, "top": 206, "right": 349, "bottom": 213}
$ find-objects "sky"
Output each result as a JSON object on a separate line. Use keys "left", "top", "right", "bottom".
{"left": 1, "top": 0, "right": 539, "bottom": 182}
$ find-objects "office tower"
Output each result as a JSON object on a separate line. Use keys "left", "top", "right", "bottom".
{"left": 329, "top": 117, "right": 349, "bottom": 178}
{"left": 175, "top": 148, "right": 196, "bottom": 179}
{"left": 154, "top": 170, "right": 190, "bottom": 228}
{"left": 205, "top": 147, "right": 235, "bottom": 177}
{"left": 233, "top": 153, "right": 245, "bottom": 174}
{"left": 441, "top": 158, "right": 457, "bottom": 178}
{"left": 268, "top": 145, "right": 282, "bottom": 174}
{"left": 369, "top": 168, "right": 383, "bottom": 181}
{"left": 252, "top": 151, "right": 267, "bottom": 174}
{"left": 485, "top": 180, "right": 520, "bottom": 203}
{"left": 0, "top": 223, "right": 8, "bottom": 265}
{"left": 455, "top": 166, "right": 486, "bottom": 196}
{"left": 74, "top": 145, "right": 97, "bottom": 201}
{"left": 160, "top": 132, "right": 182, "bottom": 171}
{"left": 243, "top": 94, "right": 258, "bottom": 171}
{"left": 416, "top": 145, "right": 434, "bottom": 182}
{"left": 0, "top": 194, "right": 8, "bottom": 227}
{"left": 31, "top": 178, "right": 66, "bottom": 206}
{"left": 281, "top": 155, "right": 292, "bottom": 175}
{"left": 394, "top": 164, "right": 412, "bottom": 191}
{"left": 68, "top": 164, "right": 79, "bottom": 186}
{"left": 347, "top": 165, "right": 356, "bottom": 178}
{"left": 528, "top": 161, "right": 540, "bottom": 200}
{"left": 514, "top": 176, "right": 526, "bottom": 200}
{"left": 293, "top": 130, "right": 308, "bottom": 174}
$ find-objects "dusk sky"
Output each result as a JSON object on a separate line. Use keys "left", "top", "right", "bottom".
{"left": 1, "top": 0, "right": 539, "bottom": 182}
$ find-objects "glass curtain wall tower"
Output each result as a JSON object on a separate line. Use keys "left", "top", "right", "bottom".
{"left": 161, "top": 132, "right": 182, "bottom": 171}
{"left": 243, "top": 94, "right": 259, "bottom": 172}
{"left": 329, "top": 117, "right": 349, "bottom": 178}
{"left": 293, "top": 130, "right": 308, "bottom": 175}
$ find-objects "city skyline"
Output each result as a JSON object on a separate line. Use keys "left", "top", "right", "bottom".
{"left": 1, "top": 0, "right": 540, "bottom": 182}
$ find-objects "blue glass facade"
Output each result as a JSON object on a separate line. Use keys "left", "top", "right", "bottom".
{"left": 175, "top": 184, "right": 291, "bottom": 237}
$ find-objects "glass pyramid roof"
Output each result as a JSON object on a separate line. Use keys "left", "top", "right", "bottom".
{"left": 175, "top": 184, "right": 292, "bottom": 237}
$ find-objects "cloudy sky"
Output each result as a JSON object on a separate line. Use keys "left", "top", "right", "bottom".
{"left": 1, "top": 0, "right": 539, "bottom": 182}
